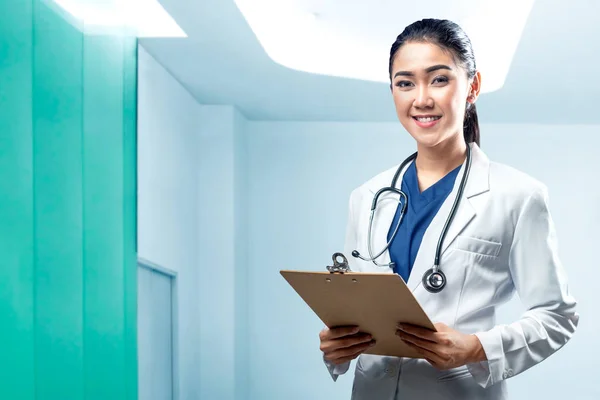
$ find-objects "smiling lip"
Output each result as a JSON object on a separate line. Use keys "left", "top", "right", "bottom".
{"left": 412, "top": 115, "right": 441, "bottom": 128}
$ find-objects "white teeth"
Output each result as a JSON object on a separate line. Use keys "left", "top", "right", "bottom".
{"left": 416, "top": 116, "right": 441, "bottom": 122}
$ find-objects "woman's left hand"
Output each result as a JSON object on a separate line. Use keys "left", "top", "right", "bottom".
{"left": 396, "top": 322, "right": 487, "bottom": 370}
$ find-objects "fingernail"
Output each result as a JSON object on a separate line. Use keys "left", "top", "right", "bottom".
{"left": 370, "top": 341, "right": 376, "bottom": 347}
{"left": 397, "top": 323, "right": 405, "bottom": 330}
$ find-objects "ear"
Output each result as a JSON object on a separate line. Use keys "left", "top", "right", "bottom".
{"left": 467, "top": 71, "right": 482, "bottom": 104}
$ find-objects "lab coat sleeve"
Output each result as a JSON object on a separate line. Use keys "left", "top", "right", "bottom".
{"left": 467, "top": 184, "right": 579, "bottom": 388}
{"left": 323, "top": 189, "right": 359, "bottom": 381}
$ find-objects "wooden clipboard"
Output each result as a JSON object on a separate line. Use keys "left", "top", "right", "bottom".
{"left": 280, "top": 255, "right": 437, "bottom": 359}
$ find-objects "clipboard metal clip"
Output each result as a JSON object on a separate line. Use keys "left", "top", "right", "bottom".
{"left": 326, "top": 252, "right": 351, "bottom": 274}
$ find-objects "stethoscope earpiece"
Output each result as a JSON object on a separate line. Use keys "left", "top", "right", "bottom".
{"left": 422, "top": 268, "right": 447, "bottom": 293}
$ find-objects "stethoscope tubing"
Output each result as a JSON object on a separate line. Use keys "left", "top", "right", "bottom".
{"left": 353, "top": 144, "right": 472, "bottom": 293}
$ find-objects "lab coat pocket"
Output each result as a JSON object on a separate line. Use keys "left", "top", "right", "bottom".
{"left": 437, "top": 365, "right": 473, "bottom": 382}
{"left": 453, "top": 236, "right": 502, "bottom": 258}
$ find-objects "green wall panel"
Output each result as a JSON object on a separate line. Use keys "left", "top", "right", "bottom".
{"left": 33, "top": 1, "right": 85, "bottom": 397}
{"left": 83, "top": 33, "right": 130, "bottom": 400}
{"left": 0, "top": 0, "right": 35, "bottom": 398}
{"left": 0, "top": 1, "right": 138, "bottom": 399}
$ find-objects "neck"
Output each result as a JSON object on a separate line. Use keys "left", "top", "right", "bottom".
{"left": 415, "top": 135, "right": 468, "bottom": 177}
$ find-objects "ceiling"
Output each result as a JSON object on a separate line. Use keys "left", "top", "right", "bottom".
{"left": 140, "top": 0, "right": 600, "bottom": 124}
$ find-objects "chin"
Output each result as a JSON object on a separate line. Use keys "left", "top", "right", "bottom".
{"left": 402, "top": 121, "right": 460, "bottom": 149}
{"left": 406, "top": 130, "right": 446, "bottom": 148}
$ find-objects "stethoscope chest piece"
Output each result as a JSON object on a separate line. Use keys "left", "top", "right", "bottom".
{"left": 422, "top": 268, "right": 447, "bottom": 293}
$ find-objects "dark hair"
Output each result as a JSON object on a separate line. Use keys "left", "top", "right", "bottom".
{"left": 388, "top": 19, "right": 480, "bottom": 146}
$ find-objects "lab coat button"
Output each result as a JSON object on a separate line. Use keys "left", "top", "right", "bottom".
{"left": 503, "top": 372, "right": 508, "bottom": 379}
{"left": 385, "top": 367, "right": 396, "bottom": 376}
{"left": 508, "top": 369, "right": 514, "bottom": 377}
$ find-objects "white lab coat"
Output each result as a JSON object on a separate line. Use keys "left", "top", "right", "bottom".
{"left": 324, "top": 142, "right": 579, "bottom": 400}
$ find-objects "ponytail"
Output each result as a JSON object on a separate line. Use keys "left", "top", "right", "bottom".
{"left": 463, "top": 103, "right": 480, "bottom": 146}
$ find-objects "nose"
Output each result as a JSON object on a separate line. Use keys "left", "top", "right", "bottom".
{"left": 413, "top": 87, "right": 434, "bottom": 109}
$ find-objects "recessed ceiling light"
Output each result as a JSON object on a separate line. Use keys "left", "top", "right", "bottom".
{"left": 52, "top": 0, "right": 186, "bottom": 37}
{"left": 234, "top": 0, "right": 535, "bottom": 93}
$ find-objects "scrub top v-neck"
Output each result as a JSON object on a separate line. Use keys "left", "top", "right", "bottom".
{"left": 386, "top": 161, "right": 461, "bottom": 282}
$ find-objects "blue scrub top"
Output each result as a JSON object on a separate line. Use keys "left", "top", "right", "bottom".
{"left": 387, "top": 161, "right": 461, "bottom": 282}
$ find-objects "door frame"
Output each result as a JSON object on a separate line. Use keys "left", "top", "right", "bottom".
{"left": 137, "top": 257, "right": 179, "bottom": 400}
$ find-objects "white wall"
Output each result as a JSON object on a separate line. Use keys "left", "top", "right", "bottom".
{"left": 137, "top": 45, "right": 202, "bottom": 400}
{"left": 196, "top": 105, "right": 246, "bottom": 399}
{"left": 137, "top": 46, "right": 245, "bottom": 400}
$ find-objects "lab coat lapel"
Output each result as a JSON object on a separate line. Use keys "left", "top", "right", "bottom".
{"left": 407, "top": 143, "right": 490, "bottom": 292}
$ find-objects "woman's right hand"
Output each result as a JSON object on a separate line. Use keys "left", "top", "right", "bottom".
{"left": 320, "top": 326, "right": 376, "bottom": 365}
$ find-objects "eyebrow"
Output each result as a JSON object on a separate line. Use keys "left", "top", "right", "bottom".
{"left": 393, "top": 64, "right": 452, "bottom": 78}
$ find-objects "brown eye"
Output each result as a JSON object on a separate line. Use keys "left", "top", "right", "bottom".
{"left": 395, "top": 81, "right": 413, "bottom": 88}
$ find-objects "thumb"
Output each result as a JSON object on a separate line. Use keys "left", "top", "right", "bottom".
{"left": 433, "top": 322, "right": 450, "bottom": 331}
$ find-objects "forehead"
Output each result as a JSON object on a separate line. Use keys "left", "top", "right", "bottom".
{"left": 391, "top": 42, "right": 457, "bottom": 73}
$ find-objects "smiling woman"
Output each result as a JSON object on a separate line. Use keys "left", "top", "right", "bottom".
{"left": 318, "top": 18, "right": 579, "bottom": 400}
{"left": 388, "top": 21, "right": 481, "bottom": 158}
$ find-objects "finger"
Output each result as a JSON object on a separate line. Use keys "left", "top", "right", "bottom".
{"left": 396, "top": 330, "right": 445, "bottom": 359}
{"left": 331, "top": 353, "right": 363, "bottom": 365}
{"left": 396, "top": 331, "right": 439, "bottom": 351}
{"left": 397, "top": 323, "right": 438, "bottom": 343}
{"left": 401, "top": 338, "right": 446, "bottom": 365}
{"left": 326, "top": 338, "right": 375, "bottom": 358}
{"left": 327, "top": 340, "right": 376, "bottom": 364}
{"left": 325, "top": 326, "right": 360, "bottom": 340}
{"left": 396, "top": 331, "right": 437, "bottom": 348}
{"left": 321, "top": 333, "right": 372, "bottom": 353}
{"left": 328, "top": 347, "right": 368, "bottom": 365}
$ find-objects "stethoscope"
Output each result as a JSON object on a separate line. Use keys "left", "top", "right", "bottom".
{"left": 352, "top": 144, "right": 472, "bottom": 293}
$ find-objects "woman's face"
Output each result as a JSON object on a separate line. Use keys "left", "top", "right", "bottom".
{"left": 390, "top": 41, "right": 479, "bottom": 148}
